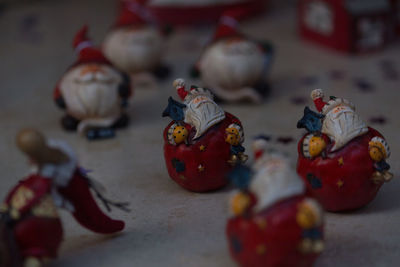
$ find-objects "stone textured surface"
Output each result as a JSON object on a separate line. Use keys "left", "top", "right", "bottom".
{"left": 0, "top": 0, "right": 399, "bottom": 266}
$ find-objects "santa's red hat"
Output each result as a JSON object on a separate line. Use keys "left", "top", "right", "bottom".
{"left": 114, "top": 0, "right": 153, "bottom": 28}
{"left": 72, "top": 25, "right": 111, "bottom": 66}
{"left": 212, "top": 10, "right": 243, "bottom": 43}
{"left": 310, "top": 89, "right": 327, "bottom": 113}
{"left": 173, "top": 78, "right": 198, "bottom": 101}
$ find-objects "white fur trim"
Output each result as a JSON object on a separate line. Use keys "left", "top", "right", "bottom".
{"left": 75, "top": 41, "right": 93, "bottom": 54}
{"left": 39, "top": 139, "right": 77, "bottom": 212}
{"left": 220, "top": 15, "right": 238, "bottom": 28}
{"left": 167, "top": 123, "right": 178, "bottom": 145}
{"left": 302, "top": 134, "right": 313, "bottom": 158}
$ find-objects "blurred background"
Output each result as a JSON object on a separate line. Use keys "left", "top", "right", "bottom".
{"left": 0, "top": 0, "right": 400, "bottom": 266}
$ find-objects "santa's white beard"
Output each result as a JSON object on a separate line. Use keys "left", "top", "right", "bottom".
{"left": 200, "top": 40, "right": 265, "bottom": 91}
{"left": 59, "top": 65, "right": 122, "bottom": 132}
{"left": 250, "top": 153, "right": 305, "bottom": 212}
{"left": 322, "top": 104, "right": 368, "bottom": 151}
{"left": 103, "top": 27, "right": 163, "bottom": 74}
{"left": 184, "top": 97, "right": 225, "bottom": 139}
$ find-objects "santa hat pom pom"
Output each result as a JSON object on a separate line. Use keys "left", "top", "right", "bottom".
{"left": 173, "top": 78, "right": 185, "bottom": 89}
{"left": 311, "top": 89, "right": 324, "bottom": 101}
{"left": 252, "top": 136, "right": 270, "bottom": 159}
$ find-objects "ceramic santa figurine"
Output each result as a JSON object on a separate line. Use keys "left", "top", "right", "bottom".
{"left": 297, "top": 89, "right": 393, "bottom": 212}
{"left": 162, "top": 78, "right": 247, "bottom": 192}
{"left": 54, "top": 25, "right": 132, "bottom": 140}
{"left": 0, "top": 129, "right": 127, "bottom": 267}
{"left": 227, "top": 137, "right": 324, "bottom": 267}
{"left": 192, "top": 11, "right": 274, "bottom": 103}
{"left": 103, "top": 0, "right": 170, "bottom": 85}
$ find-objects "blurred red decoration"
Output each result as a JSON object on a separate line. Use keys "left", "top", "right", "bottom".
{"left": 298, "top": 0, "right": 396, "bottom": 53}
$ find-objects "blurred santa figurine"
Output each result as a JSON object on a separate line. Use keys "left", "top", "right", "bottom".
{"left": 192, "top": 10, "right": 274, "bottom": 103}
{"left": 0, "top": 129, "right": 128, "bottom": 267}
{"left": 227, "top": 137, "right": 324, "bottom": 267}
{"left": 297, "top": 89, "right": 393, "bottom": 211}
{"left": 162, "top": 78, "right": 247, "bottom": 192}
{"left": 103, "top": 0, "right": 170, "bottom": 86}
{"left": 54, "top": 25, "right": 132, "bottom": 140}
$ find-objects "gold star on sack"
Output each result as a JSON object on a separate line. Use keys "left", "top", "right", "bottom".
{"left": 256, "top": 245, "right": 266, "bottom": 255}
{"left": 255, "top": 217, "right": 267, "bottom": 230}
{"left": 179, "top": 175, "right": 186, "bottom": 180}
{"left": 198, "top": 164, "right": 205, "bottom": 172}
{"left": 199, "top": 145, "right": 206, "bottom": 152}
{"left": 338, "top": 157, "right": 344, "bottom": 166}
{"left": 337, "top": 180, "right": 344, "bottom": 188}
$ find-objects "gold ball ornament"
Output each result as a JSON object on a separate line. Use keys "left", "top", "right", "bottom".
{"left": 172, "top": 126, "right": 188, "bottom": 144}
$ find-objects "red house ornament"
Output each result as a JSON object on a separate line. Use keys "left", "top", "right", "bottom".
{"left": 299, "top": 0, "right": 394, "bottom": 53}
{"left": 227, "top": 138, "right": 324, "bottom": 267}
{"left": 162, "top": 78, "right": 248, "bottom": 192}
{"left": 296, "top": 89, "right": 393, "bottom": 212}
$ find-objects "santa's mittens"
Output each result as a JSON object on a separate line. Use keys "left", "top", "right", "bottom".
{"left": 311, "top": 89, "right": 324, "bottom": 100}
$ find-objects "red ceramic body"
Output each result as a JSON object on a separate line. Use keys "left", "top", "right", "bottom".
{"left": 297, "top": 128, "right": 385, "bottom": 212}
{"left": 163, "top": 112, "right": 241, "bottom": 192}
{"left": 227, "top": 195, "right": 322, "bottom": 267}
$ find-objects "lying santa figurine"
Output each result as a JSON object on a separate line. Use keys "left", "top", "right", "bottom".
{"left": 227, "top": 137, "right": 324, "bottom": 267}
{"left": 297, "top": 89, "right": 393, "bottom": 212}
{"left": 54, "top": 25, "right": 132, "bottom": 140}
{"left": 103, "top": 0, "right": 170, "bottom": 86}
{"left": 162, "top": 78, "right": 247, "bottom": 192}
{"left": 0, "top": 129, "right": 128, "bottom": 267}
{"left": 191, "top": 11, "right": 273, "bottom": 103}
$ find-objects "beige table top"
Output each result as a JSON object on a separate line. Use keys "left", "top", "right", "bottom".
{"left": 0, "top": 0, "right": 399, "bottom": 266}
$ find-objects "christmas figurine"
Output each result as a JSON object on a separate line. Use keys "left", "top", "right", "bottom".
{"left": 54, "top": 25, "right": 132, "bottom": 140}
{"left": 227, "top": 137, "right": 324, "bottom": 267}
{"left": 297, "top": 89, "right": 393, "bottom": 212}
{"left": 162, "top": 78, "right": 248, "bottom": 192}
{"left": 191, "top": 11, "right": 274, "bottom": 103}
{"left": 0, "top": 129, "right": 128, "bottom": 267}
{"left": 103, "top": 0, "right": 170, "bottom": 86}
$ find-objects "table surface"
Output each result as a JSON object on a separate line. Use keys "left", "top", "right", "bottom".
{"left": 0, "top": 0, "right": 399, "bottom": 266}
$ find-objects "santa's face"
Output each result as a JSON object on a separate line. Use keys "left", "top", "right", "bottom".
{"left": 103, "top": 26, "right": 163, "bottom": 74}
{"left": 59, "top": 64, "right": 122, "bottom": 120}
{"left": 250, "top": 152, "right": 305, "bottom": 212}
{"left": 322, "top": 103, "right": 368, "bottom": 151}
{"left": 184, "top": 93, "right": 225, "bottom": 139}
{"left": 200, "top": 38, "right": 265, "bottom": 89}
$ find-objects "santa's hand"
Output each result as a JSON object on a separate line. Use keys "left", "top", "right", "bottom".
{"left": 173, "top": 78, "right": 185, "bottom": 89}
{"left": 311, "top": 89, "right": 324, "bottom": 100}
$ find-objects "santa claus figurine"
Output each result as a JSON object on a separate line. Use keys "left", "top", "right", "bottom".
{"left": 54, "top": 25, "right": 132, "bottom": 140}
{"left": 297, "top": 89, "right": 393, "bottom": 212}
{"left": 227, "top": 137, "right": 324, "bottom": 267}
{"left": 162, "top": 78, "right": 247, "bottom": 192}
{"left": 103, "top": 0, "right": 170, "bottom": 85}
{"left": 0, "top": 129, "right": 127, "bottom": 267}
{"left": 192, "top": 11, "right": 273, "bottom": 103}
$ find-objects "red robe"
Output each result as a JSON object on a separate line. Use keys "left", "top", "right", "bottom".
{"left": 163, "top": 112, "right": 242, "bottom": 192}
{"left": 227, "top": 195, "right": 322, "bottom": 267}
